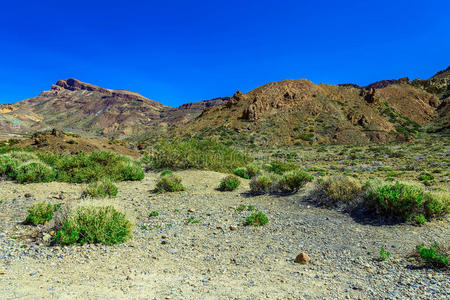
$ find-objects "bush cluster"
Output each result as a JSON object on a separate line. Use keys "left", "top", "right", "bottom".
{"left": 416, "top": 243, "right": 448, "bottom": 267}
{"left": 233, "top": 163, "right": 261, "bottom": 179}
{"left": 367, "top": 182, "right": 448, "bottom": 223}
{"left": 83, "top": 180, "right": 118, "bottom": 198}
{"left": 249, "top": 170, "right": 312, "bottom": 195}
{"left": 0, "top": 150, "right": 144, "bottom": 184}
{"left": 55, "top": 205, "right": 133, "bottom": 245}
{"left": 275, "top": 170, "right": 313, "bottom": 193}
{"left": 263, "top": 160, "right": 299, "bottom": 175}
{"left": 141, "top": 138, "right": 251, "bottom": 173}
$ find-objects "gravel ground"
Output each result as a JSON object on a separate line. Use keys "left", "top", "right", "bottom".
{"left": 0, "top": 170, "right": 449, "bottom": 299}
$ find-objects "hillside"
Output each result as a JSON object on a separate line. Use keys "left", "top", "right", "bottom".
{"left": 0, "top": 79, "right": 227, "bottom": 138}
{"left": 176, "top": 67, "right": 449, "bottom": 145}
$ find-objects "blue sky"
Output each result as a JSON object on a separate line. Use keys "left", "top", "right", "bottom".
{"left": 0, "top": 0, "right": 449, "bottom": 106}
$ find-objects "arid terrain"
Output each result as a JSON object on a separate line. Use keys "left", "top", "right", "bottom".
{"left": 0, "top": 67, "right": 449, "bottom": 299}
{"left": 0, "top": 132, "right": 449, "bottom": 299}
{"left": 0, "top": 170, "right": 448, "bottom": 299}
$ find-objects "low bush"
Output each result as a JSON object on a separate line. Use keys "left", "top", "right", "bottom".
{"left": 149, "top": 211, "right": 159, "bottom": 217}
{"left": 15, "top": 161, "right": 56, "bottom": 183}
{"left": 416, "top": 243, "right": 448, "bottom": 267}
{"left": 155, "top": 174, "right": 186, "bottom": 193}
{"left": 250, "top": 175, "right": 274, "bottom": 195}
{"left": 83, "top": 180, "right": 118, "bottom": 198}
{"left": 233, "top": 163, "right": 261, "bottom": 179}
{"left": 275, "top": 170, "right": 313, "bottom": 193}
{"left": 160, "top": 170, "right": 173, "bottom": 176}
{"left": 233, "top": 167, "right": 249, "bottom": 179}
{"left": 219, "top": 175, "right": 240, "bottom": 191}
{"left": 142, "top": 138, "right": 251, "bottom": 173}
{"left": 55, "top": 205, "right": 133, "bottom": 245}
{"left": 319, "top": 175, "right": 363, "bottom": 204}
{"left": 379, "top": 247, "right": 390, "bottom": 261}
{"left": 264, "top": 160, "right": 299, "bottom": 175}
{"left": 245, "top": 212, "right": 269, "bottom": 226}
{"left": 418, "top": 172, "right": 434, "bottom": 181}
{"left": 8, "top": 151, "right": 38, "bottom": 162}
{"left": 367, "top": 182, "right": 448, "bottom": 223}
{"left": 0, "top": 154, "right": 19, "bottom": 177}
{"left": 52, "top": 151, "right": 144, "bottom": 183}
{"left": 25, "top": 202, "right": 57, "bottom": 225}
{"left": 0, "top": 149, "right": 144, "bottom": 184}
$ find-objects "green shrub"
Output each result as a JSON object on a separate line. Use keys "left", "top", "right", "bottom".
{"left": 187, "top": 216, "right": 200, "bottom": 224}
{"left": 118, "top": 161, "right": 145, "bottom": 181}
{"left": 418, "top": 172, "right": 434, "bottom": 181}
{"left": 149, "top": 211, "right": 159, "bottom": 217}
{"left": 15, "top": 161, "right": 55, "bottom": 183}
{"left": 83, "top": 180, "right": 118, "bottom": 198}
{"left": 245, "top": 212, "right": 269, "bottom": 226}
{"left": 160, "top": 170, "right": 173, "bottom": 176}
{"left": 236, "top": 204, "right": 246, "bottom": 211}
{"left": 275, "top": 170, "right": 312, "bottom": 193}
{"left": 416, "top": 243, "right": 448, "bottom": 267}
{"left": 219, "top": 175, "right": 240, "bottom": 191}
{"left": 320, "top": 175, "right": 363, "bottom": 203}
{"left": 25, "top": 202, "right": 56, "bottom": 225}
{"left": 367, "top": 182, "right": 448, "bottom": 223}
{"left": 0, "top": 154, "right": 19, "bottom": 177}
{"left": 142, "top": 138, "right": 251, "bottom": 173}
{"left": 379, "top": 247, "right": 391, "bottom": 261}
{"left": 55, "top": 205, "right": 133, "bottom": 245}
{"left": 264, "top": 160, "right": 299, "bottom": 175}
{"left": 53, "top": 151, "right": 144, "bottom": 183}
{"left": 233, "top": 164, "right": 261, "bottom": 179}
{"left": 9, "top": 151, "right": 37, "bottom": 162}
{"left": 234, "top": 167, "right": 249, "bottom": 179}
{"left": 155, "top": 174, "right": 186, "bottom": 193}
{"left": 414, "top": 214, "right": 427, "bottom": 225}
{"left": 250, "top": 175, "right": 274, "bottom": 195}
{"left": 0, "top": 148, "right": 144, "bottom": 184}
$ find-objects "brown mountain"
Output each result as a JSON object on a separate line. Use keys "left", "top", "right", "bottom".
{"left": 1, "top": 67, "right": 448, "bottom": 145}
{"left": 176, "top": 67, "right": 449, "bottom": 145}
{"left": 0, "top": 79, "right": 227, "bottom": 138}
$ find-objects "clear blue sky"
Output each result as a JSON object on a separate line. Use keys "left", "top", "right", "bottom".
{"left": 0, "top": 0, "right": 449, "bottom": 106}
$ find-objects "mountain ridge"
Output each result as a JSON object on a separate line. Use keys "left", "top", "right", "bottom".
{"left": 1, "top": 66, "right": 448, "bottom": 144}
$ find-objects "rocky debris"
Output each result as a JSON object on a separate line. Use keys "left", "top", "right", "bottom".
{"left": 294, "top": 252, "right": 310, "bottom": 264}
{"left": 0, "top": 170, "right": 448, "bottom": 299}
{"left": 361, "top": 88, "right": 378, "bottom": 104}
{"left": 0, "top": 105, "right": 17, "bottom": 114}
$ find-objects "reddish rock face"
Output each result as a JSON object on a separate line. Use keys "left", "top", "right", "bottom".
{"left": 55, "top": 78, "right": 110, "bottom": 93}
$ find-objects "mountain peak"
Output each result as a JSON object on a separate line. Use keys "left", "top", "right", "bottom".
{"left": 55, "top": 78, "right": 110, "bottom": 93}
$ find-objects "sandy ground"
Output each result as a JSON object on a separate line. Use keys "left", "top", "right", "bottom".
{"left": 0, "top": 171, "right": 449, "bottom": 299}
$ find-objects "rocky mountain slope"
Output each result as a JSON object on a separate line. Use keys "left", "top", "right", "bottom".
{"left": 0, "top": 79, "right": 227, "bottom": 138}
{"left": 177, "top": 67, "right": 449, "bottom": 145}
{"left": 1, "top": 67, "right": 448, "bottom": 145}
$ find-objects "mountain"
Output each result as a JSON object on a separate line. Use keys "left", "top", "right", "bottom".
{"left": 176, "top": 67, "right": 449, "bottom": 145}
{"left": 1, "top": 67, "right": 448, "bottom": 145}
{"left": 0, "top": 79, "right": 227, "bottom": 138}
